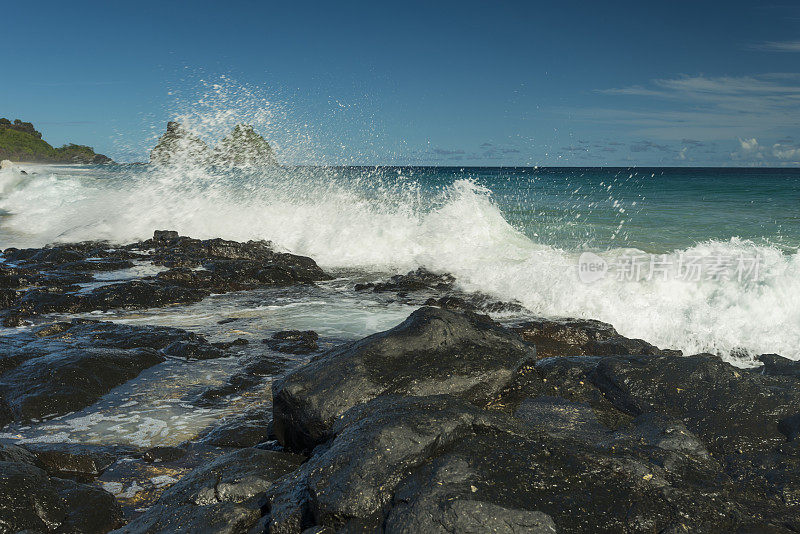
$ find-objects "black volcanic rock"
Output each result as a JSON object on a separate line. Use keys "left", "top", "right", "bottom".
{"left": 0, "top": 442, "right": 39, "bottom": 465}
{"left": 511, "top": 317, "right": 681, "bottom": 358}
{"left": 589, "top": 353, "right": 800, "bottom": 455}
{"left": 0, "top": 288, "right": 16, "bottom": 308}
{"left": 261, "top": 308, "right": 800, "bottom": 532}
{"left": 11, "top": 280, "right": 209, "bottom": 316}
{"left": 153, "top": 229, "right": 179, "bottom": 241}
{"left": 495, "top": 351, "right": 800, "bottom": 455}
{"left": 54, "top": 477, "right": 125, "bottom": 533}
{"left": 162, "top": 339, "right": 225, "bottom": 360}
{"left": 423, "top": 294, "right": 527, "bottom": 314}
{"left": 265, "top": 395, "right": 740, "bottom": 533}
{"left": 0, "top": 346, "right": 164, "bottom": 424}
{"left": 266, "top": 396, "right": 516, "bottom": 532}
{"left": 354, "top": 267, "right": 455, "bottom": 293}
{"left": 1, "top": 233, "right": 329, "bottom": 320}
{"left": 264, "top": 330, "right": 319, "bottom": 354}
{"left": 272, "top": 307, "right": 534, "bottom": 451}
{"left": 0, "top": 452, "right": 123, "bottom": 533}
{"left": 0, "top": 319, "right": 232, "bottom": 426}
{"left": 199, "top": 406, "right": 274, "bottom": 448}
{"left": 40, "top": 318, "right": 216, "bottom": 351}
{"left": 757, "top": 353, "right": 800, "bottom": 378}
{"left": 142, "top": 233, "right": 329, "bottom": 281}
{"left": 141, "top": 445, "right": 189, "bottom": 464}
{"left": 0, "top": 460, "right": 68, "bottom": 532}
{"left": 112, "top": 448, "right": 303, "bottom": 534}
{"left": 145, "top": 233, "right": 330, "bottom": 293}
{"left": 23, "top": 442, "right": 134, "bottom": 480}
{"left": 355, "top": 268, "right": 525, "bottom": 313}
{"left": 156, "top": 261, "right": 316, "bottom": 291}
{"left": 492, "top": 354, "right": 633, "bottom": 429}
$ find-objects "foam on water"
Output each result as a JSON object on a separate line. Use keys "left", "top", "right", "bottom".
{"left": 1, "top": 160, "right": 798, "bottom": 363}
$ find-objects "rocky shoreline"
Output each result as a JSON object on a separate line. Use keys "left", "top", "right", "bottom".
{"left": 2, "top": 232, "right": 799, "bottom": 533}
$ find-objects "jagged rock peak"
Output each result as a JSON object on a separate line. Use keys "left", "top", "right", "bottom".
{"left": 149, "top": 121, "right": 210, "bottom": 165}
{"left": 213, "top": 124, "right": 277, "bottom": 167}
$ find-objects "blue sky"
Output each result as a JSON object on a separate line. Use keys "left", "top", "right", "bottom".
{"left": 3, "top": 0, "right": 800, "bottom": 166}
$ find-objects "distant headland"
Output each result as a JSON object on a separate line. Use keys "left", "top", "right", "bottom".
{"left": 0, "top": 119, "right": 279, "bottom": 167}
{"left": 0, "top": 118, "right": 113, "bottom": 164}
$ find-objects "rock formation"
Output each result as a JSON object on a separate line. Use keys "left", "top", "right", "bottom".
{"left": 149, "top": 121, "right": 278, "bottom": 167}
{"left": 213, "top": 124, "right": 277, "bottom": 167}
{"left": 149, "top": 122, "right": 211, "bottom": 166}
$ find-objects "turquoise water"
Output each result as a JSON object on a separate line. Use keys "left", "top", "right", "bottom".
{"left": 389, "top": 166, "right": 800, "bottom": 253}
{"left": 4, "top": 164, "right": 797, "bottom": 253}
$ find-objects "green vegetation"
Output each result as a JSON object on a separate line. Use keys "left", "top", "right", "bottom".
{"left": 0, "top": 118, "right": 112, "bottom": 163}
{"left": 0, "top": 127, "right": 58, "bottom": 161}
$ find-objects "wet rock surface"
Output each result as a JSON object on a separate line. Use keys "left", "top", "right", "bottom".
{"left": 0, "top": 319, "right": 234, "bottom": 425}
{"left": 264, "top": 330, "right": 319, "bottom": 354}
{"left": 354, "top": 267, "right": 526, "bottom": 313}
{"left": 112, "top": 448, "right": 303, "bottom": 534}
{"left": 265, "top": 395, "right": 733, "bottom": 533}
{"left": 96, "top": 443, "right": 238, "bottom": 521}
{"left": 0, "top": 443, "right": 124, "bottom": 533}
{"left": 354, "top": 267, "right": 455, "bottom": 293}
{"left": 272, "top": 306, "right": 535, "bottom": 451}
{"left": 3, "top": 236, "right": 800, "bottom": 533}
{"left": 511, "top": 316, "right": 682, "bottom": 358}
{"left": 0, "top": 231, "right": 330, "bottom": 320}
{"left": 589, "top": 353, "right": 800, "bottom": 455}
{"left": 22, "top": 442, "right": 137, "bottom": 481}
{"left": 0, "top": 345, "right": 165, "bottom": 425}
{"left": 198, "top": 406, "right": 274, "bottom": 448}
{"left": 262, "top": 309, "right": 800, "bottom": 533}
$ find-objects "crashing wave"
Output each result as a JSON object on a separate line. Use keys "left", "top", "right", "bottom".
{"left": 1, "top": 165, "right": 798, "bottom": 362}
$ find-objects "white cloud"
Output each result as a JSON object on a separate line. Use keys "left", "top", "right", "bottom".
{"left": 751, "top": 40, "right": 800, "bottom": 52}
{"left": 729, "top": 137, "right": 764, "bottom": 162}
{"left": 773, "top": 143, "right": 800, "bottom": 160}
{"left": 588, "top": 74, "right": 800, "bottom": 142}
{"left": 739, "top": 137, "right": 759, "bottom": 151}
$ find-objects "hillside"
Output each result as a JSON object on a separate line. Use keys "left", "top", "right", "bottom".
{"left": 0, "top": 118, "right": 113, "bottom": 163}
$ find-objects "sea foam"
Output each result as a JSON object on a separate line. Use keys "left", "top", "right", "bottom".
{"left": 1, "top": 161, "right": 798, "bottom": 363}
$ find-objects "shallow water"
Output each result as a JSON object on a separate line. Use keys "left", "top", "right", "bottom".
{"left": 0, "top": 275, "right": 427, "bottom": 448}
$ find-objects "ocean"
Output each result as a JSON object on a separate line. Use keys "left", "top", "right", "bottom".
{"left": 1, "top": 162, "right": 799, "bottom": 365}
